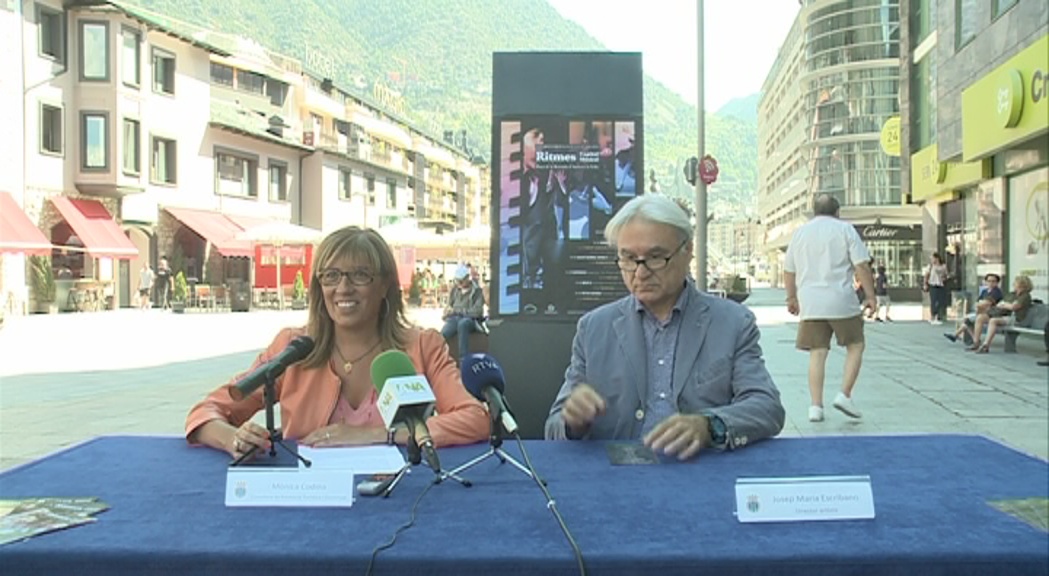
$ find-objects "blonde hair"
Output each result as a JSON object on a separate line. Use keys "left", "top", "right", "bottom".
{"left": 1014, "top": 275, "right": 1033, "bottom": 293}
{"left": 301, "top": 226, "right": 411, "bottom": 369}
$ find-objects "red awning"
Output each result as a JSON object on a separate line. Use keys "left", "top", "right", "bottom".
{"left": 49, "top": 196, "right": 139, "bottom": 259}
{"left": 0, "top": 191, "right": 52, "bottom": 255}
{"left": 165, "top": 207, "right": 265, "bottom": 258}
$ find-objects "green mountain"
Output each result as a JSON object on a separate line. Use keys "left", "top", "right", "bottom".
{"left": 716, "top": 93, "right": 760, "bottom": 123}
{"left": 120, "top": 0, "right": 757, "bottom": 211}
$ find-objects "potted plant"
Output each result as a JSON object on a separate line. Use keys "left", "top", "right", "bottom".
{"left": 291, "top": 270, "right": 307, "bottom": 310}
{"left": 29, "top": 255, "right": 57, "bottom": 314}
{"left": 726, "top": 274, "right": 750, "bottom": 304}
{"left": 172, "top": 271, "right": 189, "bottom": 313}
{"left": 408, "top": 270, "right": 423, "bottom": 306}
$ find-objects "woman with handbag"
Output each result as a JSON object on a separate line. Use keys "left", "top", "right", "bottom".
{"left": 923, "top": 253, "right": 949, "bottom": 325}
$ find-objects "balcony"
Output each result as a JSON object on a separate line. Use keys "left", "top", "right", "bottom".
{"left": 302, "top": 87, "right": 345, "bottom": 119}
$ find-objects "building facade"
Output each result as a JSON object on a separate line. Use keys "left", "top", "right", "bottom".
{"left": 760, "top": 0, "right": 923, "bottom": 300}
{"left": 902, "top": 0, "right": 1048, "bottom": 303}
{"left": 1, "top": 0, "right": 487, "bottom": 316}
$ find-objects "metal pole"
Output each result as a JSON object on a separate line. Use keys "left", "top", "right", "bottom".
{"left": 694, "top": 0, "right": 707, "bottom": 291}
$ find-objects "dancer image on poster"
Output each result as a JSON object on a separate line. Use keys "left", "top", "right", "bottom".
{"left": 614, "top": 123, "right": 636, "bottom": 198}
{"left": 520, "top": 126, "right": 566, "bottom": 296}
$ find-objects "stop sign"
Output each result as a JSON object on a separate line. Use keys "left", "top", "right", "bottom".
{"left": 699, "top": 155, "right": 719, "bottom": 185}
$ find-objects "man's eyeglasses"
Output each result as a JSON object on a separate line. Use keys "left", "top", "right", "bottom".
{"left": 317, "top": 268, "right": 375, "bottom": 286}
{"left": 616, "top": 239, "right": 689, "bottom": 273}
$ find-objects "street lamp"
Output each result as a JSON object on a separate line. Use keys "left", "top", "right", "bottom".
{"left": 694, "top": 0, "right": 708, "bottom": 291}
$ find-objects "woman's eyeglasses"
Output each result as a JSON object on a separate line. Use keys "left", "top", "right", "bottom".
{"left": 317, "top": 268, "right": 375, "bottom": 286}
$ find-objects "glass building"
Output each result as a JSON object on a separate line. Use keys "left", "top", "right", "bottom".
{"left": 760, "top": 0, "right": 923, "bottom": 299}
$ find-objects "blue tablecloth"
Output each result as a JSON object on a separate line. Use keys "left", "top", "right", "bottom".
{"left": 0, "top": 434, "right": 1046, "bottom": 576}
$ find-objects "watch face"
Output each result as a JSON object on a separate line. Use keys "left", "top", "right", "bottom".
{"left": 708, "top": 416, "right": 727, "bottom": 443}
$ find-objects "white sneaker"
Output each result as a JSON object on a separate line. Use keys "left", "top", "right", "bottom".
{"left": 833, "top": 393, "right": 862, "bottom": 418}
{"left": 930, "top": 319, "right": 943, "bottom": 325}
{"left": 808, "top": 406, "right": 824, "bottom": 422}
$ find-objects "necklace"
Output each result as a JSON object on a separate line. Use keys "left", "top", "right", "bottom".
{"left": 334, "top": 340, "right": 381, "bottom": 374}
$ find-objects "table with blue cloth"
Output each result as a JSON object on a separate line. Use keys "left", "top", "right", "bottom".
{"left": 0, "top": 434, "right": 1046, "bottom": 576}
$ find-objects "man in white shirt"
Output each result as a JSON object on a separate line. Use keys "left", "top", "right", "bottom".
{"left": 784, "top": 195, "right": 876, "bottom": 422}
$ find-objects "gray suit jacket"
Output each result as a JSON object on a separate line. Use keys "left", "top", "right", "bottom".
{"left": 545, "top": 285, "right": 785, "bottom": 449}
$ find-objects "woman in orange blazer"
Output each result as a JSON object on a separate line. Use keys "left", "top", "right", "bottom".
{"left": 186, "top": 226, "right": 488, "bottom": 458}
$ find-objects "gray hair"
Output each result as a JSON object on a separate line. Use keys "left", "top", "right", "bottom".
{"left": 812, "top": 194, "right": 840, "bottom": 216}
{"left": 604, "top": 194, "right": 693, "bottom": 247}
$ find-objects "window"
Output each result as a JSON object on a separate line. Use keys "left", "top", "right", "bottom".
{"left": 79, "top": 21, "right": 109, "bottom": 81}
{"left": 269, "top": 162, "right": 288, "bottom": 202}
{"left": 38, "top": 6, "right": 65, "bottom": 63}
{"left": 152, "top": 48, "right": 175, "bottom": 95}
{"left": 386, "top": 179, "right": 397, "bottom": 209}
{"left": 122, "top": 119, "right": 140, "bottom": 175}
{"left": 955, "top": 0, "right": 978, "bottom": 50}
{"left": 236, "top": 70, "right": 264, "bottom": 94}
{"left": 151, "top": 136, "right": 176, "bottom": 184}
{"left": 40, "top": 104, "right": 62, "bottom": 155}
{"left": 120, "top": 28, "right": 140, "bottom": 86}
{"left": 210, "top": 62, "right": 234, "bottom": 86}
{"left": 366, "top": 174, "right": 376, "bottom": 206}
{"left": 81, "top": 112, "right": 108, "bottom": 170}
{"left": 993, "top": 0, "right": 1018, "bottom": 19}
{"left": 215, "top": 150, "right": 257, "bottom": 197}
{"left": 267, "top": 81, "right": 288, "bottom": 106}
{"left": 339, "top": 168, "right": 352, "bottom": 200}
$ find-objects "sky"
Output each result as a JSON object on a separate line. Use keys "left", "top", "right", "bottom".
{"left": 546, "top": 0, "right": 800, "bottom": 112}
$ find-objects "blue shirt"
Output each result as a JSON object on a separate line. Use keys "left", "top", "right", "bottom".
{"left": 636, "top": 284, "right": 691, "bottom": 437}
{"left": 979, "top": 286, "right": 1004, "bottom": 304}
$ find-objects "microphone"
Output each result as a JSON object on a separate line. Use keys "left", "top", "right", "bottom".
{"left": 370, "top": 350, "right": 441, "bottom": 473}
{"left": 460, "top": 353, "right": 518, "bottom": 434}
{"left": 228, "top": 336, "right": 315, "bottom": 401}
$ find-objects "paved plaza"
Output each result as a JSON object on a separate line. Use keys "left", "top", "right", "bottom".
{"left": 1, "top": 289, "right": 1046, "bottom": 471}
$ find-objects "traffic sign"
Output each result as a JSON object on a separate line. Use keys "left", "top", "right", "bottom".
{"left": 699, "top": 154, "right": 719, "bottom": 185}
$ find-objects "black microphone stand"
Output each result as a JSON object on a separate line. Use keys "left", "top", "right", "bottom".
{"left": 381, "top": 427, "right": 470, "bottom": 497}
{"left": 230, "top": 374, "right": 311, "bottom": 468}
{"left": 441, "top": 402, "right": 542, "bottom": 484}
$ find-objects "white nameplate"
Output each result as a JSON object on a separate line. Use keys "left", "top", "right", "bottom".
{"left": 735, "top": 475, "right": 875, "bottom": 523}
{"left": 225, "top": 467, "right": 355, "bottom": 508}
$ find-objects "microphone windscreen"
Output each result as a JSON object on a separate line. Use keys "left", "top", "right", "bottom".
{"left": 287, "top": 335, "right": 316, "bottom": 360}
{"left": 370, "top": 349, "right": 418, "bottom": 392}
{"left": 460, "top": 353, "right": 505, "bottom": 401}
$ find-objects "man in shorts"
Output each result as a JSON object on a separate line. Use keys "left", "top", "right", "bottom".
{"left": 784, "top": 195, "right": 875, "bottom": 422}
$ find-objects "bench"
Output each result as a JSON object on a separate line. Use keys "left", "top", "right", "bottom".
{"left": 1003, "top": 303, "right": 1048, "bottom": 353}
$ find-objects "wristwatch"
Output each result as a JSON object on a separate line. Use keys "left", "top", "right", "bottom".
{"left": 706, "top": 413, "right": 728, "bottom": 448}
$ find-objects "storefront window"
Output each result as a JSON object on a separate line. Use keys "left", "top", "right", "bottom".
{"left": 1008, "top": 167, "right": 1049, "bottom": 302}
{"left": 867, "top": 240, "right": 923, "bottom": 289}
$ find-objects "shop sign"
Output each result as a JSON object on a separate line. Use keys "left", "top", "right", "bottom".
{"left": 855, "top": 224, "right": 921, "bottom": 242}
{"left": 962, "top": 35, "right": 1049, "bottom": 161}
{"left": 879, "top": 116, "right": 901, "bottom": 157}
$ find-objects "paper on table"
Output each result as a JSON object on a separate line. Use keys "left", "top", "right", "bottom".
{"left": 297, "top": 445, "right": 406, "bottom": 474}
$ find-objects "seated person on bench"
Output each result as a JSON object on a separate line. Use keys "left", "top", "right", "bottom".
{"left": 441, "top": 265, "right": 486, "bottom": 358}
{"left": 945, "top": 273, "right": 1004, "bottom": 343}
{"left": 967, "top": 275, "right": 1034, "bottom": 353}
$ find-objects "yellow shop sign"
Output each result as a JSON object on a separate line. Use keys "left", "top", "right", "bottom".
{"left": 910, "top": 143, "right": 988, "bottom": 202}
{"left": 961, "top": 35, "right": 1049, "bottom": 161}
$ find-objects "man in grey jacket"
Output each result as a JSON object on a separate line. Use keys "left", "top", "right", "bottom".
{"left": 441, "top": 265, "right": 486, "bottom": 358}
{"left": 545, "top": 195, "right": 785, "bottom": 459}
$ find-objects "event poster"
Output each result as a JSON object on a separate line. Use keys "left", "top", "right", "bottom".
{"left": 493, "top": 117, "right": 642, "bottom": 319}
{"left": 1008, "top": 168, "right": 1048, "bottom": 303}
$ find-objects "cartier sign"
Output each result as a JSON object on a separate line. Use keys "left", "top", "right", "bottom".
{"left": 855, "top": 224, "right": 921, "bottom": 242}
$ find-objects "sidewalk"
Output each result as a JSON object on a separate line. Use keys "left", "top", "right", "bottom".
{"left": 1, "top": 298, "right": 1045, "bottom": 471}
